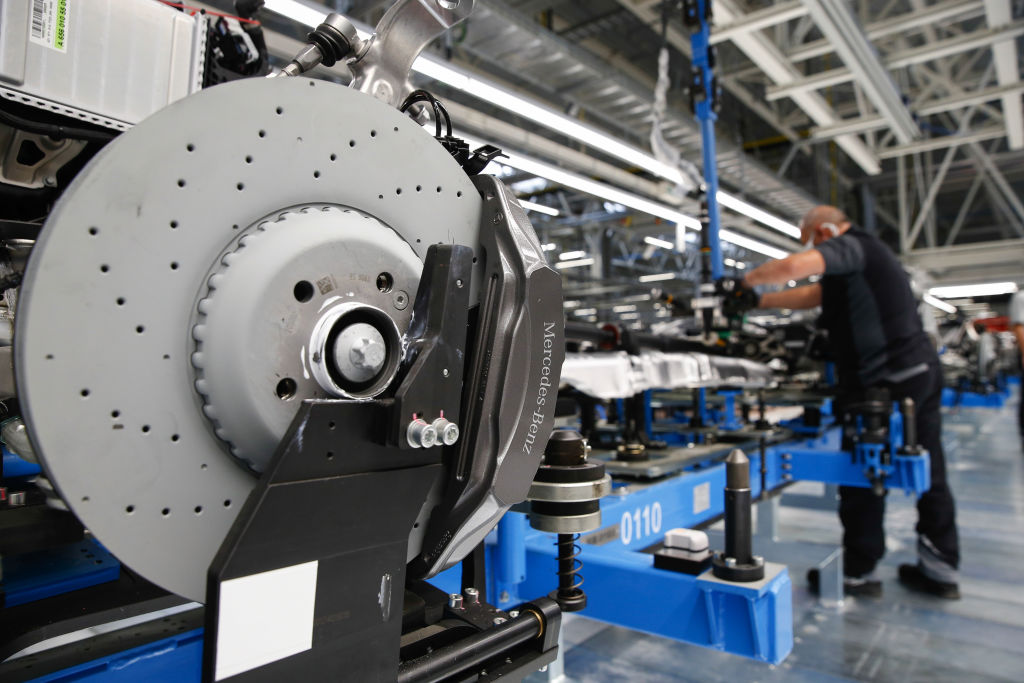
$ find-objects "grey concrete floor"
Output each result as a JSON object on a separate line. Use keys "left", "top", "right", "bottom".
{"left": 544, "top": 393, "right": 1024, "bottom": 682}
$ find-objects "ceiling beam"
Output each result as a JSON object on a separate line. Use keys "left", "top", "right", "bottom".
{"left": 787, "top": 0, "right": 984, "bottom": 63}
{"left": 799, "top": 0, "right": 919, "bottom": 143}
{"left": 709, "top": 1, "right": 808, "bottom": 45}
{"left": 984, "top": 0, "right": 1023, "bottom": 149}
{"left": 766, "top": 20, "right": 1024, "bottom": 101}
{"left": 876, "top": 125, "right": 1005, "bottom": 158}
{"left": 809, "top": 82, "right": 1024, "bottom": 140}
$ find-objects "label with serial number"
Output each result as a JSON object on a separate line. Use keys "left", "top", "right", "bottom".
{"left": 29, "top": 0, "right": 69, "bottom": 53}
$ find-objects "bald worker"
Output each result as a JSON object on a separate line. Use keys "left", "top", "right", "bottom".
{"left": 729, "top": 206, "right": 960, "bottom": 599}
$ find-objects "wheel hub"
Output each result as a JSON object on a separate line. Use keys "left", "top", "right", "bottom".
{"left": 191, "top": 204, "right": 419, "bottom": 469}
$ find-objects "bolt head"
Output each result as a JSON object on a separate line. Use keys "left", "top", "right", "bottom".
{"left": 442, "top": 423, "right": 459, "bottom": 445}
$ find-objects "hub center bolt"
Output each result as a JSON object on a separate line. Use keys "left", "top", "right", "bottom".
{"left": 333, "top": 322, "right": 387, "bottom": 383}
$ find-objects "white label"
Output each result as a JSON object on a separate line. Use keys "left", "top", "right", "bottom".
{"left": 215, "top": 561, "right": 319, "bottom": 681}
{"left": 29, "top": 0, "right": 69, "bottom": 53}
{"left": 693, "top": 482, "right": 711, "bottom": 514}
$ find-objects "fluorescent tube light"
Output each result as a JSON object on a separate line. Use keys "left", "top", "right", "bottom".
{"left": 644, "top": 236, "right": 674, "bottom": 250}
{"left": 555, "top": 258, "right": 594, "bottom": 270}
{"left": 612, "top": 304, "right": 637, "bottom": 313}
{"left": 573, "top": 308, "right": 597, "bottom": 316}
{"left": 541, "top": 243, "right": 557, "bottom": 252}
{"left": 928, "top": 282, "right": 1019, "bottom": 298}
{"left": 559, "top": 250, "right": 587, "bottom": 261}
{"left": 639, "top": 273, "right": 676, "bottom": 283}
{"left": 922, "top": 293, "right": 957, "bottom": 314}
{"left": 519, "top": 200, "right": 560, "bottom": 216}
{"left": 717, "top": 193, "right": 802, "bottom": 239}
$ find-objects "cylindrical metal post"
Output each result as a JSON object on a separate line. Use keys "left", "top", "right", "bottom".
{"left": 712, "top": 449, "right": 765, "bottom": 582}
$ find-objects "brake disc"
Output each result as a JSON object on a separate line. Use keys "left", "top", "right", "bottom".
{"left": 15, "top": 77, "right": 483, "bottom": 602}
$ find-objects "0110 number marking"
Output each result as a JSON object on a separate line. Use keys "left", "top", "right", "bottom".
{"left": 620, "top": 502, "right": 662, "bottom": 545}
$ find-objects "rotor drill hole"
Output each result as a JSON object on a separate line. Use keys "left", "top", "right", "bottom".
{"left": 170, "top": 262, "right": 179, "bottom": 270}
{"left": 171, "top": 434, "right": 180, "bottom": 442}
{"left": 177, "top": 179, "right": 186, "bottom": 188}
{"left": 170, "top": 220, "right": 178, "bottom": 229}
{"left": 376, "top": 272, "right": 394, "bottom": 293}
{"left": 293, "top": 280, "right": 314, "bottom": 303}
{"left": 275, "top": 106, "right": 284, "bottom": 115}
{"left": 370, "top": 130, "right": 377, "bottom": 137}
{"left": 245, "top": 155, "right": 253, "bottom": 164}
{"left": 326, "top": 451, "right": 334, "bottom": 460}
{"left": 141, "top": 425, "right": 151, "bottom": 434}
{"left": 223, "top": 499, "right": 232, "bottom": 507}
{"left": 436, "top": 186, "right": 442, "bottom": 193}
{"left": 100, "top": 264, "right": 109, "bottom": 273}
{"left": 236, "top": 183, "right": 245, "bottom": 191}
{"left": 88, "top": 227, "right": 98, "bottom": 236}
{"left": 125, "top": 505, "right": 135, "bottom": 514}
{"left": 194, "top": 506, "right": 203, "bottom": 515}
{"left": 111, "top": 410, "right": 120, "bottom": 418}
{"left": 80, "top": 389, "right": 90, "bottom": 398}
{"left": 330, "top": 153, "right": 337, "bottom": 161}
{"left": 136, "top": 325, "right": 145, "bottom": 334}
{"left": 416, "top": 185, "right": 422, "bottom": 192}
{"left": 313, "top": 170, "right": 320, "bottom": 179}
{"left": 258, "top": 130, "right": 266, "bottom": 138}
{"left": 276, "top": 377, "right": 297, "bottom": 400}
{"left": 349, "top": 140, "right": 356, "bottom": 147}
{"left": 186, "top": 143, "right": 195, "bottom": 152}
{"left": 116, "top": 297, "right": 125, "bottom": 306}
{"left": 161, "top": 508, "right": 171, "bottom": 517}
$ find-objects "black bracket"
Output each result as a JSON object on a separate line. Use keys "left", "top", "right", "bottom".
{"left": 388, "top": 244, "right": 473, "bottom": 448}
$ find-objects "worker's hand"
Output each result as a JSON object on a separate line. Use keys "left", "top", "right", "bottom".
{"left": 716, "top": 277, "right": 759, "bottom": 317}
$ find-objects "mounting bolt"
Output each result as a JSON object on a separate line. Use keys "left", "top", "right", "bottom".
{"left": 463, "top": 586, "right": 480, "bottom": 604}
{"left": 432, "top": 417, "right": 460, "bottom": 446}
{"left": 508, "top": 609, "right": 519, "bottom": 618}
{"left": 492, "top": 617, "right": 507, "bottom": 626}
{"left": 407, "top": 419, "right": 438, "bottom": 448}
{"left": 448, "top": 593, "right": 463, "bottom": 609}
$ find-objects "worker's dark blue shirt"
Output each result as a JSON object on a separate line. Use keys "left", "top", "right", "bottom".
{"left": 815, "top": 226, "right": 936, "bottom": 388}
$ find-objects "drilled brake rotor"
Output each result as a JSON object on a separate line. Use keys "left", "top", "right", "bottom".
{"left": 15, "top": 77, "right": 483, "bottom": 602}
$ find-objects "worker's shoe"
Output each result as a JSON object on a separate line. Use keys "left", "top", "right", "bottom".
{"left": 807, "top": 568, "right": 883, "bottom": 598}
{"left": 898, "top": 563, "right": 961, "bottom": 600}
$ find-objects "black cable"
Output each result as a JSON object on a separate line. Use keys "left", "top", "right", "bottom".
{"left": 0, "top": 102, "right": 117, "bottom": 144}
{"left": 400, "top": 89, "right": 452, "bottom": 138}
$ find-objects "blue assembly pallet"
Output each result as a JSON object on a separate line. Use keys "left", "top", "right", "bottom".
{"left": 28, "top": 630, "right": 203, "bottom": 682}
{"left": 2, "top": 538, "right": 120, "bottom": 607}
{"left": 941, "top": 387, "right": 1010, "bottom": 408}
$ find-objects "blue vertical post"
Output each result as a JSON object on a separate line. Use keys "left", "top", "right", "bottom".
{"left": 689, "top": 0, "right": 723, "bottom": 281}
{"left": 643, "top": 390, "right": 654, "bottom": 439}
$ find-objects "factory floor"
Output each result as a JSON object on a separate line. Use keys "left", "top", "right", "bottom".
{"left": 542, "top": 393, "right": 1024, "bottom": 682}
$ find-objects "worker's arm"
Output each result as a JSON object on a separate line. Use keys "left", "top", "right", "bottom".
{"left": 743, "top": 250, "right": 825, "bottom": 288}
{"left": 758, "top": 284, "right": 822, "bottom": 310}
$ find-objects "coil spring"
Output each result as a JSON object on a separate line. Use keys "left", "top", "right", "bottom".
{"left": 555, "top": 533, "right": 583, "bottom": 595}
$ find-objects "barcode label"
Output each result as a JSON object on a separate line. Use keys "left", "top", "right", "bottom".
{"left": 28, "top": 0, "right": 69, "bottom": 53}
{"left": 31, "top": 0, "right": 45, "bottom": 39}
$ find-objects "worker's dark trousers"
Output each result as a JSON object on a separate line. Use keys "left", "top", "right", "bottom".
{"left": 839, "top": 363, "right": 960, "bottom": 580}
